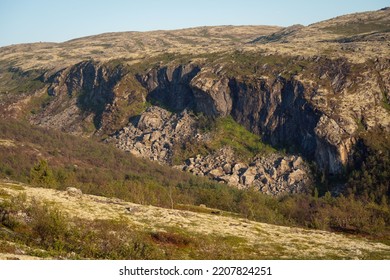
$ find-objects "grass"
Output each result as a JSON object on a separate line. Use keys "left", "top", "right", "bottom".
{"left": 0, "top": 68, "right": 45, "bottom": 95}
{"left": 1, "top": 180, "right": 390, "bottom": 260}
{"left": 208, "top": 116, "right": 275, "bottom": 160}
{"left": 323, "top": 22, "right": 390, "bottom": 36}
{"left": 171, "top": 115, "right": 275, "bottom": 164}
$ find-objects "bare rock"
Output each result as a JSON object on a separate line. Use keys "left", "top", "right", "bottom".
{"left": 232, "top": 162, "right": 247, "bottom": 174}
{"left": 66, "top": 187, "right": 82, "bottom": 197}
{"left": 137, "top": 107, "right": 171, "bottom": 130}
{"left": 209, "top": 168, "right": 224, "bottom": 178}
{"left": 278, "top": 158, "right": 291, "bottom": 175}
{"left": 241, "top": 167, "right": 257, "bottom": 186}
{"left": 109, "top": 106, "right": 199, "bottom": 164}
{"left": 288, "top": 169, "right": 307, "bottom": 184}
{"left": 293, "top": 156, "right": 304, "bottom": 169}
{"left": 222, "top": 163, "right": 232, "bottom": 174}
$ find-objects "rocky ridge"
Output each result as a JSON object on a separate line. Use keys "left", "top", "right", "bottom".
{"left": 19, "top": 55, "right": 390, "bottom": 179}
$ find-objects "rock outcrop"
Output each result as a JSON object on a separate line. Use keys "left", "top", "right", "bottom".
{"left": 190, "top": 70, "right": 232, "bottom": 117}
{"left": 30, "top": 61, "right": 146, "bottom": 135}
{"left": 137, "top": 64, "right": 200, "bottom": 111}
{"left": 176, "top": 147, "right": 312, "bottom": 195}
{"left": 110, "top": 106, "right": 201, "bottom": 164}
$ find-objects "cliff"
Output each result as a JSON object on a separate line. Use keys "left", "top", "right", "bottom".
{"left": 0, "top": 8, "right": 389, "bottom": 195}
{"left": 5, "top": 53, "right": 387, "bottom": 194}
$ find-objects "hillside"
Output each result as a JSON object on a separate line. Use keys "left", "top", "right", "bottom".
{"left": 1, "top": 180, "right": 389, "bottom": 260}
{"left": 0, "top": 25, "right": 280, "bottom": 71}
{"left": 0, "top": 8, "right": 390, "bottom": 260}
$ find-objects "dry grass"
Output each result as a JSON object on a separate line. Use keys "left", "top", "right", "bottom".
{"left": 0, "top": 139, "right": 16, "bottom": 147}
{"left": 0, "top": 25, "right": 280, "bottom": 71}
{"left": 1, "top": 180, "right": 389, "bottom": 260}
{"left": 1, "top": 8, "right": 389, "bottom": 72}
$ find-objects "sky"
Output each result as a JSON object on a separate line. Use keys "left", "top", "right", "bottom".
{"left": 0, "top": 0, "right": 388, "bottom": 47}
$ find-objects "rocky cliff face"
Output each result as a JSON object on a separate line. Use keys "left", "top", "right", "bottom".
{"left": 137, "top": 57, "right": 389, "bottom": 175}
{"left": 229, "top": 77, "right": 319, "bottom": 159}
{"left": 138, "top": 64, "right": 200, "bottom": 111}
{"left": 30, "top": 61, "right": 145, "bottom": 135}
{"left": 33, "top": 56, "right": 390, "bottom": 178}
{"left": 138, "top": 65, "right": 319, "bottom": 162}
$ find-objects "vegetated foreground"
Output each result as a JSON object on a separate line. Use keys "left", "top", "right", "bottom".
{"left": 1, "top": 180, "right": 389, "bottom": 260}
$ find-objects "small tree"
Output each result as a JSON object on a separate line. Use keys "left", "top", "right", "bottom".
{"left": 29, "top": 159, "right": 57, "bottom": 188}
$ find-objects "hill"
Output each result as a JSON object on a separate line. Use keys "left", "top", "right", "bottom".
{"left": 0, "top": 8, "right": 389, "bottom": 260}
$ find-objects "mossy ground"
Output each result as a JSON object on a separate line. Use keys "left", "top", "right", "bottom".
{"left": 1, "top": 181, "right": 389, "bottom": 260}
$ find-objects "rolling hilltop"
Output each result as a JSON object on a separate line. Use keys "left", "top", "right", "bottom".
{"left": 0, "top": 8, "right": 389, "bottom": 259}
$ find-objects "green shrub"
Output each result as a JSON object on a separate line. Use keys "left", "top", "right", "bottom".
{"left": 27, "top": 200, "right": 68, "bottom": 249}
{"left": 29, "top": 160, "right": 58, "bottom": 188}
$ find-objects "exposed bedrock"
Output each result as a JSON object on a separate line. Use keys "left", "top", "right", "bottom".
{"left": 39, "top": 58, "right": 390, "bottom": 175}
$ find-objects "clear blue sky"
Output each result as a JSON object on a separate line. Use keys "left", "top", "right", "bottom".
{"left": 0, "top": 0, "right": 388, "bottom": 47}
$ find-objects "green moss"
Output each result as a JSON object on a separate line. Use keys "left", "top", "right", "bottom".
{"left": 0, "top": 69, "right": 45, "bottom": 95}
{"left": 208, "top": 116, "right": 275, "bottom": 160}
{"left": 171, "top": 115, "right": 275, "bottom": 164}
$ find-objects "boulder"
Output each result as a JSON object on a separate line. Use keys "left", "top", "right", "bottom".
{"left": 278, "top": 159, "right": 291, "bottom": 174}
{"left": 209, "top": 168, "right": 224, "bottom": 178}
{"left": 288, "top": 169, "right": 307, "bottom": 185}
{"left": 66, "top": 187, "right": 82, "bottom": 197}
{"left": 222, "top": 163, "right": 232, "bottom": 174}
{"left": 241, "top": 167, "right": 257, "bottom": 186}
{"left": 293, "top": 156, "right": 304, "bottom": 169}
{"left": 232, "top": 163, "right": 247, "bottom": 174}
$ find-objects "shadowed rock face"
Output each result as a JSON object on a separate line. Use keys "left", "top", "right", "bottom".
{"left": 31, "top": 61, "right": 125, "bottom": 134}
{"left": 47, "top": 61, "right": 123, "bottom": 100}
{"left": 191, "top": 74, "right": 232, "bottom": 117}
{"left": 138, "top": 64, "right": 201, "bottom": 112}
{"left": 229, "top": 77, "right": 320, "bottom": 159}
